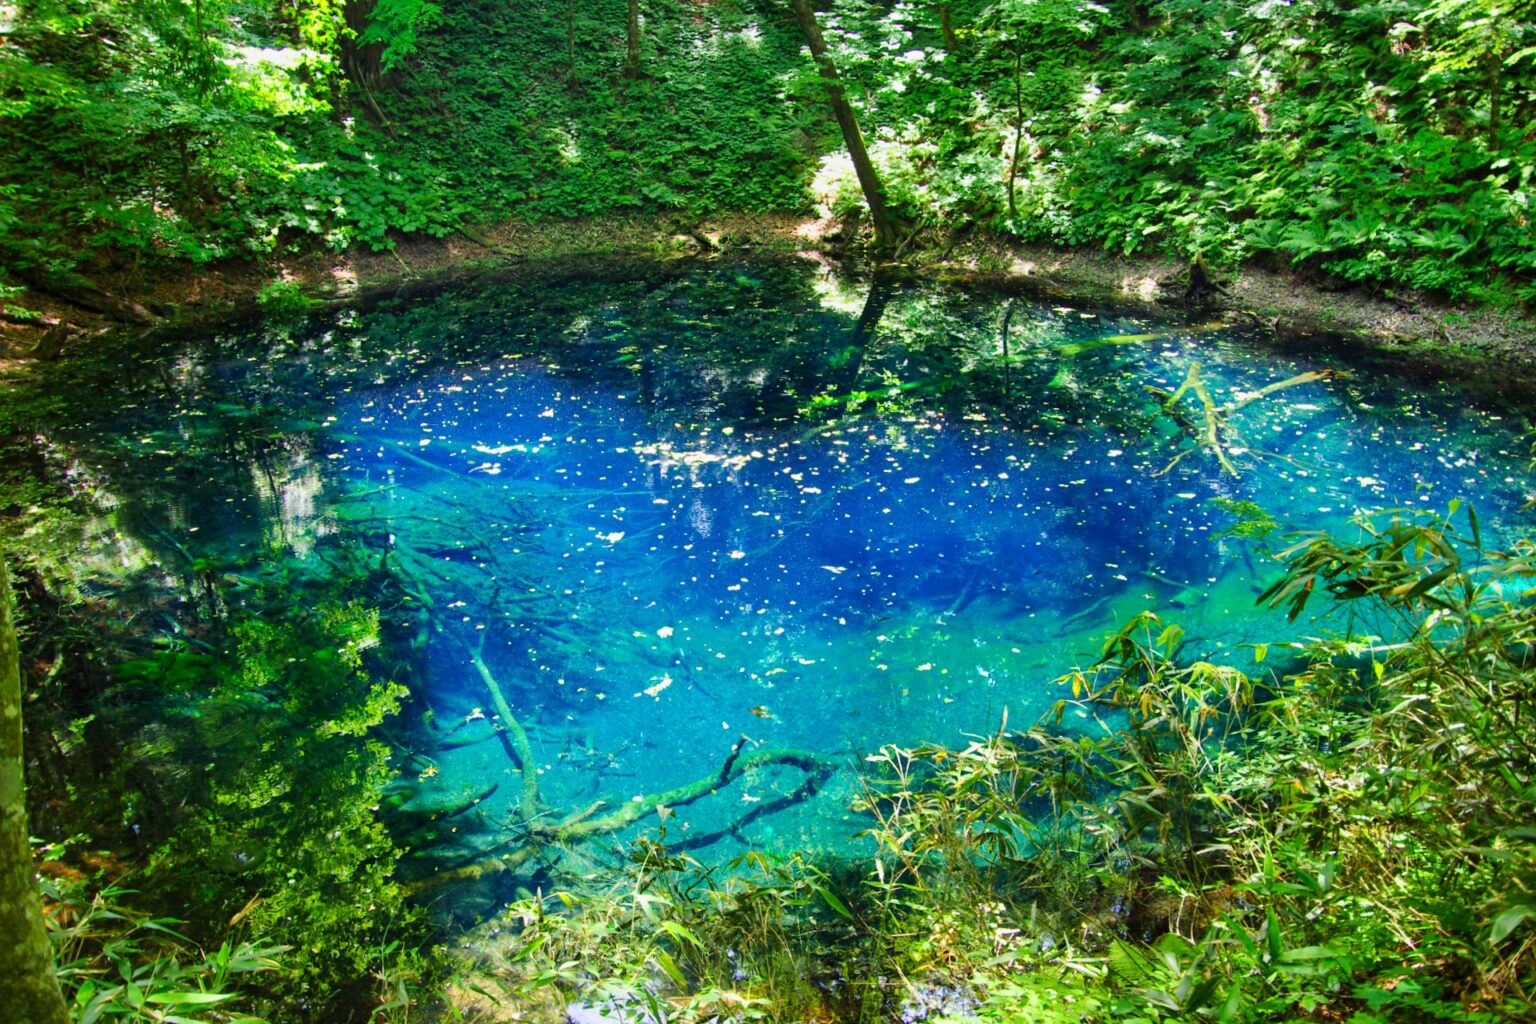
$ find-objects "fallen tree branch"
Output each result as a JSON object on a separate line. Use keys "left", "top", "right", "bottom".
{"left": 455, "top": 630, "right": 542, "bottom": 823}
{"left": 1188, "top": 365, "right": 1238, "bottom": 477}
{"left": 20, "top": 270, "right": 158, "bottom": 325}
{"left": 1150, "top": 362, "right": 1341, "bottom": 477}
{"left": 411, "top": 742, "right": 838, "bottom": 893}
{"left": 1227, "top": 369, "right": 1341, "bottom": 413}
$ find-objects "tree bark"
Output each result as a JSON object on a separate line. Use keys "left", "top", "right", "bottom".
{"left": 19, "top": 269, "right": 157, "bottom": 325}
{"left": 0, "top": 563, "right": 69, "bottom": 1024}
{"left": 1007, "top": 49, "right": 1024, "bottom": 219}
{"left": 938, "top": 3, "right": 960, "bottom": 55}
{"left": 789, "top": 0, "right": 899, "bottom": 249}
{"left": 343, "top": 0, "right": 384, "bottom": 87}
{"left": 624, "top": 0, "right": 643, "bottom": 78}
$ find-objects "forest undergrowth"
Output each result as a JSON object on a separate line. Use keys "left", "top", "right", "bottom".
{"left": 0, "top": 0, "right": 1532, "bottom": 317}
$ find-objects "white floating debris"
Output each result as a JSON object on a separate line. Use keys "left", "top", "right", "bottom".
{"left": 638, "top": 674, "right": 672, "bottom": 699}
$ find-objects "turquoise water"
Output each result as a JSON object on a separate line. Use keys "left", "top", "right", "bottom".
{"left": 24, "top": 260, "right": 1533, "bottom": 914}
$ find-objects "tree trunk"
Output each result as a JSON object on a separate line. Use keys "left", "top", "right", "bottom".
{"left": 19, "top": 269, "right": 157, "bottom": 325}
{"left": 789, "top": 0, "right": 899, "bottom": 250}
{"left": 0, "top": 563, "right": 69, "bottom": 1024}
{"left": 1488, "top": 51, "right": 1502, "bottom": 146}
{"left": 343, "top": 0, "right": 384, "bottom": 88}
{"left": 624, "top": 0, "right": 643, "bottom": 78}
{"left": 1007, "top": 49, "right": 1024, "bottom": 219}
{"left": 938, "top": 3, "right": 960, "bottom": 55}
{"left": 342, "top": 0, "right": 392, "bottom": 129}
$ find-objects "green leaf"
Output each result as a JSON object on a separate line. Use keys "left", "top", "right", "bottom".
{"left": 651, "top": 948, "right": 688, "bottom": 991}
{"left": 1279, "top": 945, "right": 1339, "bottom": 961}
{"left": 147, "top": 991, "right": 238, "bottom": 1005}
{"left": 1491, "top": 906, "right": 1536, "bottom": 943}
{"left": 1218, "top": 981, "right": 1243, "bottom": 1023}
{"left": 658, "top": 920, "right": 705, "bottom": 950}
{"left": 813, "top": 882, "right": 854, "bottom": 921}
{"left": 1265, "top": 906, "right": 1283, "bottom": 963}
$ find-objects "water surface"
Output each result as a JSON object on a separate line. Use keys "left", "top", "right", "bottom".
{"left": 20, "top": 259, "right": 1532, "bottom": 911}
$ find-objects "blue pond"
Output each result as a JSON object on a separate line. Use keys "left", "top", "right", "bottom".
{"left": 39, "top": 260, "right": 1534, "bottom": 908}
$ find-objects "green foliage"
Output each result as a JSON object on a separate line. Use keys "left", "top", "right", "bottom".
{"left": 1211, "top": 497, "right": 1279, "bottom": 541}
{"left": 1, "top": 0, "right": 1529, "bottom": 303}
{"left": 254, "top": 278, "right": 317, "bottom": 320}
{"left": 42, "top": 879, "right": 284, "bottom": 1023}
{"left": 109, "top": 584, "right": 419, "bottom": 1013}
{"left": 809, "top": 0, "right": 1535, "bottom": 300}
{"left": 473, "top": 842, "right": 868, "bottom": 1021}
{"left": 849, "top": 499, "right": 1536, "bottom": 1022}
{"left": 358, "top": 0, "right": 445, "bottom": 73}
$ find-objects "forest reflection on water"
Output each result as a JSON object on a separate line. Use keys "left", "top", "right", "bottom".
{"left": 29, "top": 258, "right": 1534, "bottom": 915}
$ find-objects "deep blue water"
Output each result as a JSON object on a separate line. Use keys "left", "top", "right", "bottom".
{"left": 25, "top": 260, "right": 1534, "bottom": 906}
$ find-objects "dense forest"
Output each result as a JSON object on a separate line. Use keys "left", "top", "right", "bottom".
{"left": 3, "top": 3, "right": 1536, "bottom": 1024}
{"left": 0, "top": 0, "right": 1533, "bottom": 307}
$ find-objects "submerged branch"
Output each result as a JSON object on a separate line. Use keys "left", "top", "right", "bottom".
{"left": 411, "top": 743, "right": 838, "bottom": 893}
{"left": 1150, "top": 363, "right": 1342, "bottom": 477}
{"left": 1189, "top": 366, "right": 1238, "bottom": 477}
{"left": 455, "top": 631, "right": 541, "bottom": 823}
{"left": 1228, "top": 369, "right": 1341, "bottom": 412}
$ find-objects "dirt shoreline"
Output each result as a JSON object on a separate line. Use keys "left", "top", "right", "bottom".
{"left": 4, "top": 212, "right": 1534, "bottom": 384}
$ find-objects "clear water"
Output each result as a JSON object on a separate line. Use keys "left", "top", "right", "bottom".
{"left": 25, "top": 260, "right": 1533, "bottom": 910}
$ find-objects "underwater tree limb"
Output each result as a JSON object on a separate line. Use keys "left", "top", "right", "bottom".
{"left": 1227, "top": 369, "right": 1341, "bottom": 412}
{"left": 672, "top": 772, "right": 828, "bottom": 854}
{"left": 1151, "top": 363, "right": 1340, "bottom": 477}
{"left": 1150, "top": 446, "right": 1197, "bottom": 479}
{"left": 1153, "top": 362, "right": 1237, "bottom": 476}
{"left": 1144, "top": 386, "right": 1198, "bottom": 436}
{"left": 558, "top": 745, "right": 836, "bottom": 840}
{"left": 1189, "top": 366, "right": 1239, "bottom": 477}
{"left": 1160, "top": 362, "right": 1201, "bottom": 412}
{"left": 455, "top": 631, "right": 541, "bottom": 823}
{"left": 411, "top": 745, "right": 838, "bottom": 893}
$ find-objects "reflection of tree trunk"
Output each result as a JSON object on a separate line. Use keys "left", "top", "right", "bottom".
{"left": 567, "top": 0, "right": 577, "bottom": 78}
{"left": 854, "top": 273, "right": 896, "bottom": 343}
{"left": 624, "top": 0, "right": 643, "bottom": 79}
{"left": 789, "top": 0, "right": 899, "bottom": 249}
{"left": 1000, "top": 299, "right": 1014, "bottom": 411}
{"left": 839, "top": 272, "right": 897, "bottom": 388}
{"left": 0, "top": 565, "right": 71, "bottom": 1024}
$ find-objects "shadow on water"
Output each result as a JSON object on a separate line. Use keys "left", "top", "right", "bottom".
{"left": 7, "top": 256, "right": 1533, "bottom": 931}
